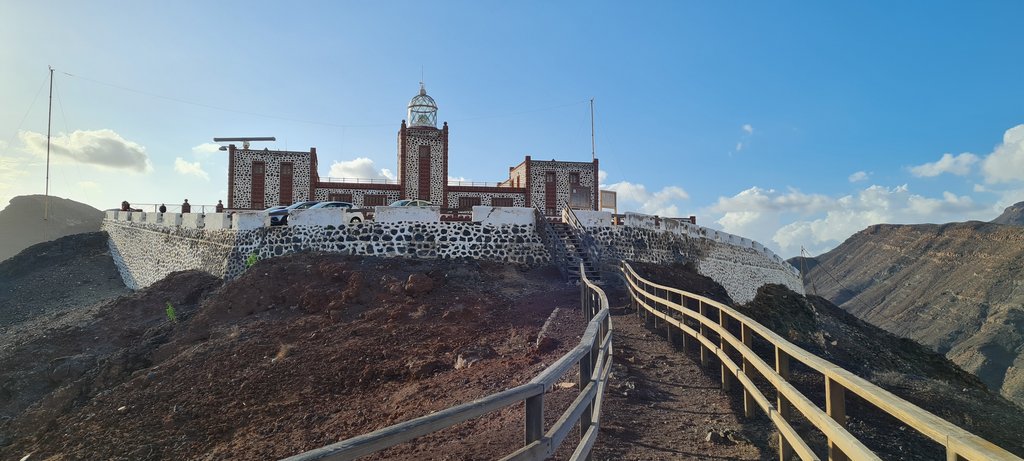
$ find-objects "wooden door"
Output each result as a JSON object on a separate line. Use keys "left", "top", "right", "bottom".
{"left": 418, "top": 145, "right": 432, "bottom": 201}
{"left": 545, "top": 171, "right": 557, "bottom": 215}
{"left": 279, "top": 162, "right": 293, "bottom": 205}
{"left": 251, "top": 162, "right": 266, "bottom": 210}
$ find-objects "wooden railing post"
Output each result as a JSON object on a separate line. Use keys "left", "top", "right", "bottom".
{"left": 826, "top": 376, "right": 848, "bottom": 461}
{"left": 741, "top": 324, "right": 754, "bottom": 418}
{"left": 525, "top": 394, "right": 543, "bottom": 445}
{"left": 579, "top": 348, "right": 594, "bottom": 434}
{"left": 775, "top": 347, "right": 793, "bottom": 461}
{"left": 698, "top": 300, "right": 709, "bottom": 367}
{"left": 719, "top": 308, "right": 733, "bottom": 392}
{"left": 652, "top": 288, "right": 660, "bottom": 329}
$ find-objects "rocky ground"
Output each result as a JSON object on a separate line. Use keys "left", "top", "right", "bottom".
{"left": 0, "top": 232, "right": 128, "bottom": 331}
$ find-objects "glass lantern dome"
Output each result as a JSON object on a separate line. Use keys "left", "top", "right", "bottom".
{"left": 407, "top": 83, "right": 438, "bottom": 128}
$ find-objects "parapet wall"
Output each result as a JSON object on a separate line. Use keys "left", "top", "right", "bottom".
{"left": 589, "top": 219, "right": 803, "bottom": 304}
{"left": 103, "top": 219, "right": 549, "bottom": 289}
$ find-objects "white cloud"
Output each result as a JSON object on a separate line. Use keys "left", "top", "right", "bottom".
{"left": 174, "top": 157, "right": 210, "bottom": 180}
{"left": 848, "top": 171, "right": 869, "bottom": 182}
{"left": 742, "top": 124, "right": 753, "bottom": 134}
{"left": 77, "top": 180, "right": 99, "bottom": 189}
{"left": 909, "top": 152, "right": 978, "bottom": 177}
{"left": 981, "top": 124, "right": 1024, "bottom": 184}
{"left": 606, "top": 181, "right": 689, "bottom": 217}
{"left": 736, "top": 142, "right": 744, "bottom": 152}
{"left": 448, "top": 175, "right": 467, "bottom": 182}
{"left": 598, "top": 169, "right": 608, "bottom": 185}
{"left": 18, "top": 129, "right": 151, "bottom": 172}
{"left": 327, "top": 157, "right": 394, "bottom": 180}
{"left": 708, "top": 184, "right": 993, "bottom": 258}
{"left": 192, "top": 142, "right": 223, "bottom": 158}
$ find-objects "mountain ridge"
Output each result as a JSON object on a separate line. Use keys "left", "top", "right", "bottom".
{"left": 796, "top": 220, "right": 1024, "bottom": 407}
{"left": 0, "top": 195, "right": 103, "bottom": 262}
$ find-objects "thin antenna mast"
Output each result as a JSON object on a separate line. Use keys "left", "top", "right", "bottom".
{"left": 590, "top": 98, "right": 596, "bottom": 162}
{"left": 45, "top": 66, "right": 53, "bottom": 220}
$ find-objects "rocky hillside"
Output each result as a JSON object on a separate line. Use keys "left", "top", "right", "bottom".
{"left": 992, "top": 200, "right": 1024, "bottom": 226}
{"left": 0, "top": 195, "right": 103, "bottom": 262}
{"left": 0, "top": 232, "right": 128, "bottom": 330}
{"left": 796, "top": 221, "right": 1024, "bottom": 408}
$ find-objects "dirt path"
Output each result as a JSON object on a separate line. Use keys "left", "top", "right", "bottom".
{"left": 593, "top": 308, "right": 774, "bottom": 460}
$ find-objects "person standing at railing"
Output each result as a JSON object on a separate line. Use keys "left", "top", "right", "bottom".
{"left": 181, "top": 199, "right": 191, "bottom": 214}
{"left": 215, "top": 200, "right": 224, "bottom": 213}
{"left": 159, "top": 204, "right": 167, "bottom": 213}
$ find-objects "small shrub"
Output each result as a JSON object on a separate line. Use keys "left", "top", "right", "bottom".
{"left": 245, "top": 252, "right": 259, "bottom": 268}
{"left": 165, "top": 302, "right": 178, "bottom": 323}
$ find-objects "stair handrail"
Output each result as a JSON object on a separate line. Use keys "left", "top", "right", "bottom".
{"left": 534, "top": 205, "right": 570, "bottom": 280}
{"left": 562, "top": 207, "right": 603, "bottom": 276}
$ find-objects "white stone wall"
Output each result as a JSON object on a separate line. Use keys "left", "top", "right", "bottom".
{"left": 231, "top": 149, "right": 313, "bottom": 209}
{"left": 472, "top": 206, "right": 535, "bottom": 225}
{"left": 289, "top": 208, "right": 363, "bottom": 226}
{"left": 374, "top": 206, "right": 441, "bottom": 223}
{"left": 589, "top": 222, "right": 803, "bottom": 304}
{"left": 572, "top": 210, "right": 611, "bottom": 227}
{"left": 102, "top": 220, "right": 236, "bottom": 290}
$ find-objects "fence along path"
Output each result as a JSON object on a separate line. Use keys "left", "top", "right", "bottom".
{"left": 282, "top": 263, "right": 612, "bottom": 461}
{"left": 621, "top": 261, "right": 1021, "bottom": 461}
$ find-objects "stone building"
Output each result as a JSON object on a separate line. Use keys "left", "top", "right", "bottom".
{"left": 226, "top": 85, "right": 599, "bottom": 216}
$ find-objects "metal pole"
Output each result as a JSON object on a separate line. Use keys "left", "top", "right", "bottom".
{"left": 590, "top": 98, "right": 595, "bottom": 162}
{"left": 45, "top": 66, "right": 53, "bottom": 220}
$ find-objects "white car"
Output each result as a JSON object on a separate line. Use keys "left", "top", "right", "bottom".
{"left": 307, "top": 201, "right": 366, "bottom": 223}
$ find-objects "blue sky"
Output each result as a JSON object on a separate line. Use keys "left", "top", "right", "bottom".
{"left": 3, "top": 1, "right": 1023, "bottom": 257}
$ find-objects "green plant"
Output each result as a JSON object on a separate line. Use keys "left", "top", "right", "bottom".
{"left": 165, "top": 302, "right": 178, "bottom": 323}
{"left": 246, "top": 252, "right": 259, "bottom": 268}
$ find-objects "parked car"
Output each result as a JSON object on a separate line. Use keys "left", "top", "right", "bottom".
{"left": 267, "top": 201, "right": 320, "bottom": 226}
{"left": 308, "top": 201, "right": 366, "bottom": 223}
{"left": 388, "top": 199, "right": 433, "bottom": 207}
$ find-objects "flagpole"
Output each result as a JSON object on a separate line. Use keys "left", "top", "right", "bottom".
{"left": 45, "top": 66, "right": 53, "bottom": 220}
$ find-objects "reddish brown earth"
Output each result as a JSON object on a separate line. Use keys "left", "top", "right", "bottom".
{"left": 1, "top": 255, "right": 591, "bottom": 460}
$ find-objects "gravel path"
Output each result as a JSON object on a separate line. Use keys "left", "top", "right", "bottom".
{"left": 592, "top": 308, "right": 774, "bottom": 460}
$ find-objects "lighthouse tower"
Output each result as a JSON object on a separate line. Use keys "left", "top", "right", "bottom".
{"left": 397, "top": 83, "right": 449, "bottom": 203}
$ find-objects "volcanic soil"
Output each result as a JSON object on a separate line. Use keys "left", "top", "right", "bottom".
{"left": 1, "top": 254, "right": 591, "bottom": 460}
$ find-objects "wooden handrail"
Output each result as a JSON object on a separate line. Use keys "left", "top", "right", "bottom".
{"left": 621, "top": 261, "right": 1022, "bottom": 461}
{"left": 283, "top": 263, "right": 612, "bottom": 461}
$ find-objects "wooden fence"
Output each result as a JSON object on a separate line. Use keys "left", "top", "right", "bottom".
{"left": 621, "top": 261, "right": 1021, "bottom": 461}
{"left": 282, "top": 264, "right": 612, "bottom": 461}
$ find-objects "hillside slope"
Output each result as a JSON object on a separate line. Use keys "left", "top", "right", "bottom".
{"left": 798, "top": 221, "right": 1024, "bottom": 407}
{"left": 0, "top": 232, "right": 128, "bottom": 330}
{"left": 0, "top": 195, "right": 103, "bottom": 262}
{"left": 992, "top": 200, "right": 1024, "bottom": 226}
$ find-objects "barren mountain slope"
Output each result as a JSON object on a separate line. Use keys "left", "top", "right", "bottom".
{"left": 992, "top": 200, "right": 1024, "bottom": 226}
{"left": 798, "top": 221, "right": 1024, "bottom": 407}
{"left": 0, "top": 195, "right": 103, "bottom": 262}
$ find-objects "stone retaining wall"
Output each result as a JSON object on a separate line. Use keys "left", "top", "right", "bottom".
{"left": 103, "top": 219, "right": 549, "bottom": 289}
{"left": 588, "top": 224, "right": 803, "bottom": 304}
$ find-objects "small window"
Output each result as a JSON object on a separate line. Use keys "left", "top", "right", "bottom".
{"left": 545, "top": 172, "right": 556, "bottom": 183}
{"left": 365, "top": 195, "right": 387, "bottom": 206}
{"left": 458, "top": 196, "right": 481, "bottom": 210}
{"left": 281, "top": 163, "right": 293, "bottom": 176}
{"left": 328, "top": 193, "right": 352, "bottom": 202}
{"left": 569, "top": 172, "right": 580, "bottom": 184}
{"left": 252, "top": 163, "right": 265, "bottom": 174}
{"left": 492, "top": 197, "right": 514, "bottom": 207}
